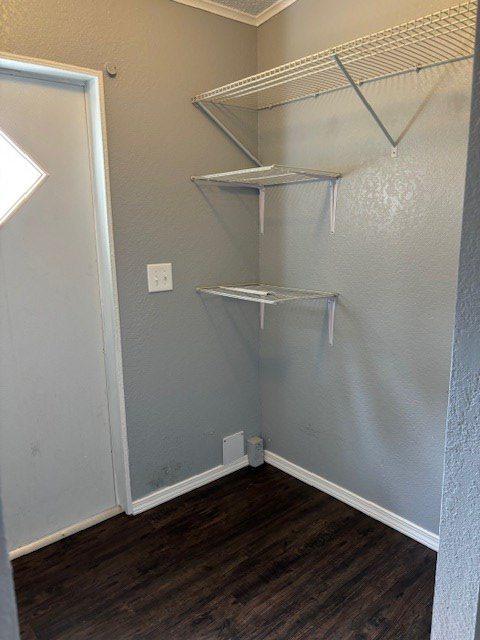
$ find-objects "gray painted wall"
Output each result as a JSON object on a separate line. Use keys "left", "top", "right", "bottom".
{"left": 257, "top": 0, "right": 471, "bottom": 533}
{"left": 1, "top": 0, "right": 260, "bottom": 500}
{"left": 431, "top": 6, "right": 480, "bottom": 636}
{"left": 0, "top": 490, "right": 19, "bottom": 640}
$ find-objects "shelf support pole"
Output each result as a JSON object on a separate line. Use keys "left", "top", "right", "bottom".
{"left": 259, "top": 186, "right": 265, "bottom": 235}
{"left": 195, "top": 101, "right": 263, "bottom": 167}
{"left": 332, "top": 55, "right": 397, "bottom": 151}
{"left": 328, "top": 297, "right": 336, "bottom": 346}
{"left": 330, "top": 178, "right": 339, "bottom": 233}
{"left": 260, "top": 302, "right": 265, "bottom": 330}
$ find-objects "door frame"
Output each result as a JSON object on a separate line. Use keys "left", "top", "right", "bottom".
{"left": 0, "top": 52, "right": 132, "bottom": 516}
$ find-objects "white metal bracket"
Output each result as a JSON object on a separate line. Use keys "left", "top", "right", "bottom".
{"left": 332, "top": 54, "right": 397, "bottom": 153}
{"left": 330, "top": 178, "right": 339, "bottom": 233}
{"left": 259, "top": 186, "right": 265, "bottom": 235}
{"left": 328, "top": 297, "right": 337, "bottom": 346}
{"left": 260, "top": 302, "right": 265, "bottom": 330}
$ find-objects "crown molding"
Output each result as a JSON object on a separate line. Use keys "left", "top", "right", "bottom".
{"left": 255, "top": 0, "right": 298, "bottom": 25}
{"left": 171, "top": 0, "right": 298, "bottom": 27}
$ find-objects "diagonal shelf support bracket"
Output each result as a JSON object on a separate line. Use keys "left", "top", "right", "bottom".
{"left": 195, "top": 100, "right": 263, "bottom": 167}
{"left": 332, "top": 54, "right": 398, "bottom": 152}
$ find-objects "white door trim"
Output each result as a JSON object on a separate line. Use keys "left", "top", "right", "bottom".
{"left": 0, "top": 52, "right": 132, "bottom": 514}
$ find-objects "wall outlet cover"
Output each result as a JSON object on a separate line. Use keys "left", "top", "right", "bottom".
{"left": 223, "top": 431, "right": 244, "bottom": 466}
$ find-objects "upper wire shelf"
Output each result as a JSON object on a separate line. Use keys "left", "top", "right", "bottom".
{"left": 191, "top": 164, "right": 341, "bottom": 187}
{"left": 192, "top": 1, "right": 476, "bottom": 110}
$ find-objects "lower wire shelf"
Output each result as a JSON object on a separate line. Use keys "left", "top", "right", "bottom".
{"left": 196, "top": 283, "right": 339, "bottom": 344}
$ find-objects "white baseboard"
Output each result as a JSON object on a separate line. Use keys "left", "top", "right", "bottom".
{"left": 9, "top": 506, "right": 122, "bottom": 560}
{"left": 131, "top": 450, "right": 438, "bottom": 551}
{"left": 264, "top": 451, "right": 439, "bottom": 551}
{"left": 132, "top": 456, "right": 249, "bottom": 515}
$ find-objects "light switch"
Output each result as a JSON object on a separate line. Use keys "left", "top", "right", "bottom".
{"left": 147, "top": 263, "right": 173, "bottom": 292}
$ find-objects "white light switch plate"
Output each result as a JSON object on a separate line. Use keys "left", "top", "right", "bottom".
{"left": 223, "top": 431, "right": 244, "bottom": 466}
{"left": 147, "top": 263, "right": 173, "bottom": 292}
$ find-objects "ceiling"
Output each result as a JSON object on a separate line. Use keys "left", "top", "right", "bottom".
{"left": 171, "top": 0, "right": 298, "bottom": 26}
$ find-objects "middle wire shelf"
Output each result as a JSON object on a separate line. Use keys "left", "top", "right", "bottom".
{"left": 191, "top": 165, "right": 341, "bottom": 234}
{"left": 196, "top": 283, "right": 339, "bottom": 344}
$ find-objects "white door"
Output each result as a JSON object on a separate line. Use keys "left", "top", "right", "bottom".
{"left": 0, "top": 71, "right": 118, "bottom": 552}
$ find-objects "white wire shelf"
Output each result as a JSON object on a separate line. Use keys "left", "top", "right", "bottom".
{"left": 191, "top": 165, "right": 341, "bottom": 187}
{"left": 197, "top": 284, "right": 339, "bottom": 343}
{"left": 192, "top": 1, "right": 476, "bottom": 111}
{"left": 196, "top": 283, "right": 338, "bottom": 303}
{"left": 191, "top": 165, "right": 341, "bottom": 234}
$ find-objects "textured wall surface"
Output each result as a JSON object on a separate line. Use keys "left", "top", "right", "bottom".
{"left": 0, "top": 491, "right": 19, "bottom": 640}
{"left": 431, "top": 8, "right": 480, "bottom": 637}
{"left": 257, "top": 0, "right": 471, "bottom": 534}
{"left": 0, "top": 0, "right": 260, "bottom": 500}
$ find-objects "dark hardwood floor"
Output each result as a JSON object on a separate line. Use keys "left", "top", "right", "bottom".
{"left": 13, "top": 466, "right": 436, "bottom": 640}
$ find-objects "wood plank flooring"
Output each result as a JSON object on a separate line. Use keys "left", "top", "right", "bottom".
{"left": 13, "top": 466, "right": 436, "bottom": 639}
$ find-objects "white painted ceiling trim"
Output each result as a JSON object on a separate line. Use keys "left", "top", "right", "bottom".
{"left": 171, "top": 0, "right": 298, "bottom": 26}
